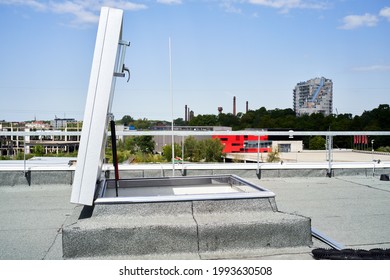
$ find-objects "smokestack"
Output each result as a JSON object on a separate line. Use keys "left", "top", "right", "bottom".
{"left": 246, "top": 101, "right": 248, "bottom": 113}
{"left": 188, "top": 107, "right": 191, "bottom": 122}
{"left": 233, "top": 96, "right": 236, "bottom": 116}
{"left": 185, "top": 105, "right": 188, "bottom": 122}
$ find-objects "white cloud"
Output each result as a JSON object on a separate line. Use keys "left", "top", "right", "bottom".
{"left": 338, "top": 13, "right": 378, "bottom": 30}
{"left": 352, "top": 65, "right": 390, "bottom": 72}
{"left": 248, "top": 0, "right": 328, "bottom": 12}
{"left": 249, "top": 0, "right": 300, "bottom": 9}
{"left": 379, "top": 7, "right": 390, "bottom": 21}
{"left": 157, "top": 0, "right": 182, "bottom": 4}
{"left": 0, "top": 0, "right": 147, "bottom": 26}
{"left": 220, "top": 0, "right": 242, "bottom": 14}
{"left": 0, "top": 0, "right": 47, "bottom": 10}
{"left": 50, "top": 1, "right": 99, "bottom": 25}
{"left": 102, "top": 0, "right": 147, "bottom": 11}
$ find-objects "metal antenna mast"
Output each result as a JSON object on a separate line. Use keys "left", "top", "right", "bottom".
{"left": 169, "top": 37, "right": 175, "bottom": 176}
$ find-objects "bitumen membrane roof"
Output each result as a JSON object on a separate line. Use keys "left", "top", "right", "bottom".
{"left": 1, "top": 175, "right": 389, "bottom": 260}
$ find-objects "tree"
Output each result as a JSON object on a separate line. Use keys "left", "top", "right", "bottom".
{"left": 240, "top": 111, "right": 256, "bottom": 128}
{"left": 133, "top": 118, "right": 151, "bottom": 130}
{"left": 134, "top": 136, "right": 155, "bottom": 153}
{"left": 184, "top": 136, "right": 197, "bottom": 161}
{"left": 203, "top": 138, "right": 224, "bottom": 162}
{"left": 188, "top": 114, "right": 218, "bottom": 126}
{"left": 124, "top": 137, "right": 137, "bottom": 153}
{"left": 120, "top": 115, "right": 134, "bottom": 126}
{"left": 193, "top": 140, "right": 206, "bottom": 162}
{"left": 185, "top": 136, "right": 206, "bottom": 162}
{"left": 33, "top": 145, "right": 45, "bottom": 156}
{"left": 218, "top": 113, "right": 240, "bottom": 129}
{"left": 309, "top": 136, "right": 326, "bottom": 150}
{"left": 123, "top": 136, "right": 155, "bottom": 154}
{"left": 162, "top": 143, "right": 182, "bottom": 162}
{"left": 174, "top": 118, "right": 186, "bottom": 126}
{"left": 267, "top": 148, "right": 280, "bottom": 162}
{"left": 183, "top": 137, "right": 224, "bottom": 162}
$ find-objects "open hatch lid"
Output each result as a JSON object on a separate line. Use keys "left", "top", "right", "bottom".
{"left": 71, "top": 7, "right": 125, "bottom": 206}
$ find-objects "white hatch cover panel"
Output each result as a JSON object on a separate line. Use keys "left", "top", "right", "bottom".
{"left": 71, "top": 7, "right": 123, "bottom": 206}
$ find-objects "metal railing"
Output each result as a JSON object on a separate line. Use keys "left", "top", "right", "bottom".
{"left": 1, "top": 130, "right": 390, "bottom": 177}
{"left": 2, "top": 130, "right": 390, "bottom": 137}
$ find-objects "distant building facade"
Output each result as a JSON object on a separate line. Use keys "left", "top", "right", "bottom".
{"left": 0, "top": 122, "right": 25, "bottom": 156}
{"left": 0, "top": 117, "right": 81, "bottom": 157}
{"left": 51, "top": 117, "right": 77, "bottom": 129}
{"left": 150, "top": 126, "right": 231, "bottom": 153}
{"left": 212, "top": 135, "right": 271, "bottom": 154}
{"left": 293, "top": 77, "right": 333, "bottom": 116}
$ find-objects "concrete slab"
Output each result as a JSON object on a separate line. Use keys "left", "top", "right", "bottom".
{"left": 0, "top": 171, "right": 74, "bottom": 186}
{"left": 192, "top": 198, "right": 277, "bottom": 214}
{"left": 195, "top": 211, "right": 311, "bottom": 252}
{"left": 253, "top": 177, "right": 390, "bottom": 249}
{"left": 62, "top": 195, "right": 311, "bottom": 259}
{"left": 62, "top": 214, "right": 199, "bottom": 259}
{"left": 0, "top": 185, "right": 75, "bottom": 260}
{"left": 0, "top": 229, "right": 59, "bottom": 260}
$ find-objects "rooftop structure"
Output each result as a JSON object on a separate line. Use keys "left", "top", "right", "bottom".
{"left": 293, "top": 77, "right": 333, "bottom": 116}
{"left": 51, "top": 117, "right": 77, "bottom": 130}
{"left": 212, "top": 134, "right": 271, "bottom": 154}
{"left": 0, "top": 120, "right": 80, "bottom": 157}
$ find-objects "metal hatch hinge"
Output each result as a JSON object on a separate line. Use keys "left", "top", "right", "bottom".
{"left": 114, "top": 40, "right": 131, "bottom": 82}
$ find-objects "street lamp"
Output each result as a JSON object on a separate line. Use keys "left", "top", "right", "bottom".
{"left": 371, "top": 139, "right": 375, "bottom": 161}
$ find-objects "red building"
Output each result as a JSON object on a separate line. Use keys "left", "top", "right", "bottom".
{"left": 212, "top": 135, "right": 272, "bottom": 153}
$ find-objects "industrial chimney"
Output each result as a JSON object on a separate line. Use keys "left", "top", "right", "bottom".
{"left": 246, "top": 101, "right": 248, "bottom": 113}
{"left": 233, "top": 96, "right": 236, "bottom": 116}
{"left": 185, "top": 105, "right": 188, "bottom": 122}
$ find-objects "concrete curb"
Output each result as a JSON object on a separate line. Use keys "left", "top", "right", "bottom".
{"left": 62, "top": 198, "right": 311, "bottom": 259}
{"left": 2, "top": 168, "right": 390, "bottom": 187}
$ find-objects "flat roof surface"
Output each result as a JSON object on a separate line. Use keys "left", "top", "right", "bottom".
{"left": 0, "top": 176, "right": 389, "bottom": 259}
{"left": 251, "top": 177, "right": 390, "bottom": 250}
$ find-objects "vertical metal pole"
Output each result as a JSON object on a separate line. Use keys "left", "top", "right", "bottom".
{"left": 327, "top": 135, "right": 333, "bottom": 177}
{"left": 110, "top": 120, "right": 119, "bottom": 197}
{"left": 169, "top": 37, "right": 175, "bottom": 176}
{"left": 23, "top": 135, "right": 26, "bottom": 175}
{"left": 371, "top": 139, "right": 375, "bottom": 176}
{"left": 256, "top": 134, "right": 260, "bottom": 175}
{"left": 182, "top": 136, "right": 184, "bottom": 174}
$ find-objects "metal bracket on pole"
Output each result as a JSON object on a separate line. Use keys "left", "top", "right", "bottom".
{"left": 114, "top": 40, "right": 131, "bottom": 82}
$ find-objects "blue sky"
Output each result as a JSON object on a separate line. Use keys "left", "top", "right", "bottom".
{"left": 0, "top": 0, "right": 389, "bottom": 122}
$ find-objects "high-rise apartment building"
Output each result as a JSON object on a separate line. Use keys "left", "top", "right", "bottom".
{"left": 293, "top": 77, "right": 333, "bottom": 116}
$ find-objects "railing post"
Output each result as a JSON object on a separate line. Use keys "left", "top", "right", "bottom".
{"left": 256, "top": 134, "right": 260, "bottom": 177}
{"left": 327, "top": 134, "right": 333, "bottom": 177}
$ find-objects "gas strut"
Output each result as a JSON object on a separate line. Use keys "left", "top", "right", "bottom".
{"left": 110, "top": 120, "right": 120, "bottom": 197}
